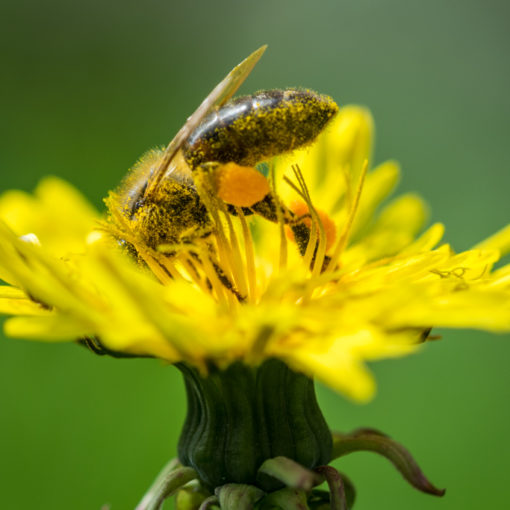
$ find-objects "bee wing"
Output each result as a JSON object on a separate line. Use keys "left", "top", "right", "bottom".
{"left": 145, "top": 45, "right": 267, "bottom": 196}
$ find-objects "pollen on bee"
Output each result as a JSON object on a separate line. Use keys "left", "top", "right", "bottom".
{"left": 286, "top": 200, "right": 337, "bottom": 251}
{"left": 215, "top": 162, "right": 270, "bottom": 208}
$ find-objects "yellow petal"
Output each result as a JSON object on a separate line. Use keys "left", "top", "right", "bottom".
{"left": 350, "top": 160, "right": 400, "bottom": 237}
{"left": 4, "top": 315, "right": 89, "bottom": 341}
{"left": 0, "top": 293, "right": 50, "bottom": 316}
{"left": 400, "top": 223, "right": 445, "bottom": 255}
{"left": 473, "top": 224, "right": 510, "bottom": 257}
{"left": 389, "top": 290, "right": 510, "bottom": 332}
{"left": 0, "top": 177, "right": 99, "bottom": 256}
{"left": 374, "top": 193, "right": 427, "bottom": 236}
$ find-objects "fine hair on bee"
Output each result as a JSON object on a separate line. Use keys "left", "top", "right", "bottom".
{"left": 123, "top": 89, "right": 337, "bottom": 253}
{"left": 109, "top": 46, "right": 339, "bottom": 301}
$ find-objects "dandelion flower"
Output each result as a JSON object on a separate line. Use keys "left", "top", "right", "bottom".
{"left": 1, "top": 48, "right": 509, "bottom": 509}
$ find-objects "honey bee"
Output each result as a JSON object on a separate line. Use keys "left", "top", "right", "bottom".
{"left": 109, "top": 46, "right": 338, "bottom": 284}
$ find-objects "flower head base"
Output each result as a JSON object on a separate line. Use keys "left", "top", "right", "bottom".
{"left": 1, "top": 47, "right": 510, "bottom": 508}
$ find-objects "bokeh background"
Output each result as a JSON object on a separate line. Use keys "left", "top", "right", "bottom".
{"left": 1, "top": 0, "right": 509, "bottom": 508}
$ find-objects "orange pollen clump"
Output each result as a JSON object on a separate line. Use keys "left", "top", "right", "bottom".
{"left": 286, "top": 200, "right": 337, "bottom": 251}
{"left": 216, "top": 162, "right": 271, "bottom": 208}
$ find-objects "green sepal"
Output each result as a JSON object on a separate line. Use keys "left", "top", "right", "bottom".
{"left": 306, "top": 490, "right": 331, "bottom": 510}
{"left": 257, "top": 488, "right": 310, "bottom": 510}
{"left": 176, "top": 480, "right": 212, "bottom": 510}
{"left": 332, "top": 428, "right": 445, "bottom": 497}
{"left": 257, "top": 456, "right": 322, "bottom": 492}
{"left": 198, "top": 495, "right": 219, "bottom": 510}
{"left": 177, "top": 359, "right": 331, "bottom": 490}
{"left": 315, "top": 466, "right": 347, "bottom": 510}
{"left": 307, "top": 477, "right": 356, "bottom": 510}
{"left": 136, "top": 462, "right": 198, "bottom": 510}
{"left": 216, "top": 483, "right": 266, "bottom": 510}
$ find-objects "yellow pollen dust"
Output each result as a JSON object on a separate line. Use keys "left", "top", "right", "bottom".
{"left": 287, "top": 200, "right": 337, "bottom": 251}
{"left": 216, "top": 162, "right": 270, "bottom": 207}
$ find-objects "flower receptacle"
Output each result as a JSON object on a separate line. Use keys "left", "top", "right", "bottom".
{"left": 177, "top": 358, "right": 332, "bottom": 491}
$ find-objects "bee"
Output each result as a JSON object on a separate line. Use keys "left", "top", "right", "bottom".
{"left": 109, "top": 46, "right": 338, "bottom": 291}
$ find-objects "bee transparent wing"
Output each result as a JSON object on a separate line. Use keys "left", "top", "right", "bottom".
{"left": 145, "top": 45, "right": 267, "bottom": 196}
{"left": 209, "top": 45, "right": 268, "bottom": 107}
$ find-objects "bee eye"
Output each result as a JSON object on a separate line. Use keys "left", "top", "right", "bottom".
{"left": 215, "top": 162, "right": 270, "bottom": 208}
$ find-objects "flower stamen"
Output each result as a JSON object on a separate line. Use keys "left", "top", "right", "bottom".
{"left": 268, "top": 163, "right": 288, "bottom": 273}
{"left": 327, "top": 159, "right": 368, "bottom": 272}
{"left": 284, "top": 165, "right": 327, "bottom": 276}
{"left": 220, "top": 208, "right": 249, "bottom": 299}
{"left": 236, "top": 206, "right": 258, "bottom": 302}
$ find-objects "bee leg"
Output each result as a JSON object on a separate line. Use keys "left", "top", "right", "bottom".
{"left": 227, "top": 195, "right": 309, "bottom": 254}
{"left": 212, "top": 260, "right": 247, "bottom": 302}
{"left": 246, "top": 194, "right": 280, "bottom": 222}
{"left": 249, "top": 194, "right": 332, "bottom": 271}
{"left": 218, "top": 174, "right": 331, "bottom": 270}
{"left": 189, "top": 252, "right": 246, "bottom": 303}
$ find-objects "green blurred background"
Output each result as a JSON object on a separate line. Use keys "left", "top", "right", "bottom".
{"left": 1, "top": 0, "right": 509, "bottom": 508}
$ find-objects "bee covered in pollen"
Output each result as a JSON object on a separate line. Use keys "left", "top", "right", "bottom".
{"left": 106, "top": 46, "right": 339, "bottom": 299}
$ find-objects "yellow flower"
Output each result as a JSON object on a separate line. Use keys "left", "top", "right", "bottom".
{"left": 1, "top": 106, "right": 509, "bottom": 404}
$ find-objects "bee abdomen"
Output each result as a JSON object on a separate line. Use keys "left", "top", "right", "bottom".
{"left": 183, "top": 89, "right": 338, "bottom": 169}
